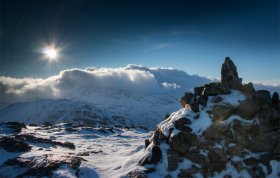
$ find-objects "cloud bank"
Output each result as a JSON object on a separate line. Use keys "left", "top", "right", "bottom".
{"left": 0, "top": 64, "right": 279, "bottom": 109}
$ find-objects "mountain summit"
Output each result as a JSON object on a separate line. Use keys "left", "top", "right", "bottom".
{"left": 134, "top": 57, "right": 280, "bottom": 178}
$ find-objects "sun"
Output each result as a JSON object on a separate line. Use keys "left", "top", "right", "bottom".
{"left": 43, "top": 46, "right": 59, "bottom": 61}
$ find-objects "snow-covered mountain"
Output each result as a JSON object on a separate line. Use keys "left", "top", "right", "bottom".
{"left": 0, "top": 64, "right": 279, "bottom": 129}
{"left": 0, "top": 65, "right": 214, "bottom": 128}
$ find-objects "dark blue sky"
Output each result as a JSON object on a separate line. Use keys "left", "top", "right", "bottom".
{"left": 0, "top": 0, "right": 279, "bottom": 83}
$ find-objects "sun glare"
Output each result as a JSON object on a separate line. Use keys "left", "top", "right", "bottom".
{"left": 43, "top": 46, "right": 59, "bottom": 61}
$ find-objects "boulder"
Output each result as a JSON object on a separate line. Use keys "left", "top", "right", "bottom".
{"left": 250, "top": 131, "right": 280, "bottom": 152}
{"left": 232, "top": 120, "right": 250, "bottom": 147}
{"left": 184, "top": 151, "right": 205, "bottom": 164}
{"left": 236, "top": 99, "right": 260, "bottom": 119}
{"left": 212, "top": 104, "right": 235, "bottom": 121}
{"left": 194, "top": 86, "right": 204, "bottom": 96}
{"left": 198, "top": 95, "right": 208, "bottom": 107}
{"left": 203, "top": 123, "right": 229, "bottom": 140}
{"left": 174, "top": 117, "right": 191, "bottom": 130}
{"left": 226, "top": 143, "right": 245, "bottom": 157}
{"left": 221, "top": 57, "right": 242, "bottom": 88}
{"left": 254, "top": 90, "right": 271, "bottom": 104}
{"left": 128, "top": 171, "right": 147, "bottom": 178}
{"left": 150, "top": 146, "right": 162, "bottom": 164}
{"left": 272, "top": 92, "right": 279, "bottom": 105}
{"left": 208, "top": 148, "right": 227, "bottom": 163}
{"left": 180, "top": 93, "right": 199, "bottom": 112}
{"left": 169, "top": 132, "right": 198, "bottom": 154}
{"left": 259, "top": 106, "right": 280, "bottom": 128}
{"left": 178, "top": 166, "right": 200, "bottom": 178}
{"left": 167, "top": 149, "right": 179, "bottom": 171}
{"left": 180, "top": 93, "right": 196, "bottom": 107}
{"left": 243, "top": 157, "right": 259, "bottom": 166}
{"left": 202, "top": 83, "right": 231, "bottom": 96}
{"left": 0, "top": 136, "right": 31, "bottom": 152}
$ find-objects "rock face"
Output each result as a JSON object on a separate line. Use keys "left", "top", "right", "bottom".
{"left": 221, "top": 57, "right": 242, "bottom": 87}
{"left": 135, "top": 57, "right": 280, "bottom": 177}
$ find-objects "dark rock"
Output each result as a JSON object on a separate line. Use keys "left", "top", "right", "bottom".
{"left": 254, "top": 90, "right": 271, "bottom": 104}
{"left": 226, "top": 143, "right": 245, "bottom": 157}
{"left": 178, "top": 166, "right": 200, "bottom": 178}
{"left": 15, "top": 134, "right": 75, "bottom": 149}
{"left": 212, "top": 104, "right": 235, "bottom": 121}
{"left": 202, "top": 83, "right": 231, "bottom": 96}
{"left": 250, "top": 131, "right": 280, "bottom": 152}
{"left": 221, "top": 57, "right": 242, "bottom": 87}
{"left": 128, "top": 171, "right": 147, "bottom": 178}
{"left": 232, "top": 120, "right": 250, "bottom": 147}
{"left": 273, "top": 142, "right": 280, "bottom": 154}
{"left": 208, "top": 148, "right": 227, "bottom": 163}
{"left": 259, "top": 106, "right": 280, "bottom": 128}
{"left": 174, "top": 117, "right": 191, "bottom": 128}
{"left": 0, "top": 136, "right": 31, "bottom": 152}
{"left": 194, "top": 86, "right": 204, "bottom": 96}
{"left": 184, "top": 151, "right": 205, "bottom": 164}
{"left": 0, "top": 122, "right": 26, "bottom": 134}
{"left": 150, "top": 146, "right": 162, "bottom": 164}
{"left": 272, "top": 92, "right": 279, "bottom": 106}
{"left": 3, "top": 155, "right": 84, "bottom": 177}
{"left": 243, "top": 157, "right": 259, "bottom": 166}
{"left": 236, "top": 99, "right": 260, "bottom": 119}
{"left": 179, "top": 126, "right": 192, "bottom": 132}
{"left": 170, "top": 135, "right": 188, "bottom": 154}
{"left": 76, "top": 151, "right": 90, "bottom": 156}
{"left": 180, "top": 93, "right": 199, "bottom": 112}
{"left": 260, "top": 153, "right": 280, "bottom": 166}
{"left": 203, "top": 123, "right": 229, "bottom": 140}
{"left": 190, "top": 102, "right": 200, "bottom": 113}
{"left": 152, "top": 129, "right": 167, "bottom": 145}
{"left": 167, "top": 149, "right": 179, "bottom": 171}
{"left": 239, "top": 82, "right": 255, "bottom": 96}
{"left": 180, "top": 93, "right": 197, "bottom": 107}
{"left": 198, "top": 95, "right": 208, "bottom": 107}
{"left": 144, "top": 139, "right": 151, "bottom": 149}
{"left": 58, "top": 141, "right": 75, "bottom": 149}
{"left": 43, "top": 122, "right": 53, "bottom": 127}
{"left": 204, "top": 161, "right": 226, "bottom": 175}
{"left": 170, "top": 132, "right": 198, "bottom": 154}
{"left": 197, "top": 140, "right": 215, "bottom": 150}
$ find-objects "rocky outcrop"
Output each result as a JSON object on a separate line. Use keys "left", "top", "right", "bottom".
{"left": 221, "top": 57, "right": 242, "bottom": 88}
{"left": 0, "top": 136, "right": 31, "bottom": 152}
{"left": 135, "top": 57, "right": 280, "bottom": 177}
{"left": 2, "top": 155, "right": 85, "bottom": 177}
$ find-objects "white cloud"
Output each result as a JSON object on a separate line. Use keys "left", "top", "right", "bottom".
{"left": 0, "top": 65, "right": 279, "bottom": 109}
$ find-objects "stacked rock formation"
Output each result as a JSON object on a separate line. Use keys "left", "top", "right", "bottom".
{"left": 133, "top": 57, "right": 280, "bottom": 178}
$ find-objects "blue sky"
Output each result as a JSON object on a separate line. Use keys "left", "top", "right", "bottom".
{"left": 0, "top": 0, "right": 279, "bottom": 83}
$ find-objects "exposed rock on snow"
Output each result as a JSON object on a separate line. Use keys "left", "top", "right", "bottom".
{"left": 135, "top": 57, "right": 280, "bottom": 178}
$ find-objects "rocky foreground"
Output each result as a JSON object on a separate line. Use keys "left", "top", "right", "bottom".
{"left": 0, "top": 122, "right": 149, "bottom": 178}
{"left": 134, "top": 57, "right": 280, "bottom": 178}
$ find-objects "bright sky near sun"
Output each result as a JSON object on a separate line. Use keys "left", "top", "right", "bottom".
{"left": 0, "top": 0, "right": 279, "bottom": 84}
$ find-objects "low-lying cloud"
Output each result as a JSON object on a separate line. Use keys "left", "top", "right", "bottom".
{"left": 0, "top": 64, "right": 279, "bottom": 109}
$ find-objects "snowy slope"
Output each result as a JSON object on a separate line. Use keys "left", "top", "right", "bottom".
{"left": 0, "top": 124, "right": 149, "bottom": 178}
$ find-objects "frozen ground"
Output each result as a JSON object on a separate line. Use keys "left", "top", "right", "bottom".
{"left": 0, "top": 124, "right": 150, "bottom": 178}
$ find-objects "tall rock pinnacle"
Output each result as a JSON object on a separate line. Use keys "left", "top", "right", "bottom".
{"left": 221, "top": 57, "right": 242, "bottom": 88}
